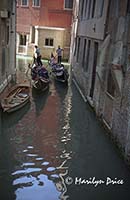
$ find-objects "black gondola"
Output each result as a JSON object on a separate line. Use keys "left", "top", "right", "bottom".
{"left": 50, "top": 63, "right": 69, "bottom": 83}
{"left": 30, "top": 64, "right": 50, "bottom": 91}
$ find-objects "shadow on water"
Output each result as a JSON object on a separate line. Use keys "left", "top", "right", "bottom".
{"left": 54, "top": 81, "right": 68, "bottom": 101}
{"left": 1, "top": 102, "right": 31, "bottom": 131}
{"left": 32, "top": 87, "right": 51, "bottom": 116}
{"left": 0, "top": 112, "right": 18, "bottom": 200}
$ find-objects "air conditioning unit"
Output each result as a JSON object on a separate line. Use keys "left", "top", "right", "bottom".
{"left": 0, "top": 10, "right": 8, "bottom": 18}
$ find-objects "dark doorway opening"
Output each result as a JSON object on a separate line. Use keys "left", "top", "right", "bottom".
{"left": 89, "top": 42, "right": 98, "bottom": 98}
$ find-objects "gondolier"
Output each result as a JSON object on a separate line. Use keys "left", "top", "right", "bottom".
{"left": 56, "top": 45, "right": 63, "bottom": 64}
{"left": 34, "top": 45, "right": 42, "bottom": 66}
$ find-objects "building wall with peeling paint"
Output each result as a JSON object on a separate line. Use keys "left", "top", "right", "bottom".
{"left": 71, "top": 0, "right": 130, "bottom": 160}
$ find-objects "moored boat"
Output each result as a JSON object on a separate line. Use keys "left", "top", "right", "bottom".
{"left": 0, "top": 84, "right": 30, "bottom": 113}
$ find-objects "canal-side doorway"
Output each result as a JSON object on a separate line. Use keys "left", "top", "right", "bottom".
{"left": 89, "top": 41, "right": 98, "bottom": 98}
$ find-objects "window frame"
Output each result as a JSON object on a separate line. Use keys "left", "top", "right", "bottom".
{"left": 32, "top": 0, "right": 40, "bottom": 7}
{"left": 64, "top": 0, "right": 73, "bottom": 10}
{"left": 21, "top": 0, "right": 29, "bottom": 7}
{"left": 45, "top": 38, "right": 54, "bottom": 47}
{"left": 127, "top": 0, "right": 130, "bottom": 13}
{"left": 19, "top": 34, "right": 27, "bottom": 46}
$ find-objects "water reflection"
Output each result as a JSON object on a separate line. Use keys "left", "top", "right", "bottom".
{"left": 32, "top": 88, "right": 50, "bottom": 116}
{"left": 1, "top": 56, "right": 130, "bottom": 200}
{"left": 53, "top": 78, "right": 73, "bottom": 199}
{"left": 55, "top": 170, "right": 69, "bottom": 200}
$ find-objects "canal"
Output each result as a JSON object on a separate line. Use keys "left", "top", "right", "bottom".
{"left": 0, "top": 56, "right": 130, "bottom": 200}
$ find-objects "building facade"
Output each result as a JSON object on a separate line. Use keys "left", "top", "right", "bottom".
{"left": 16, "top": 0, "right": 73, "bottom": 60}
{"left": 71, "top": 0, "right": 130, "bottom": 160}
{"left": 0, "top": 0, "right": 16, "bottom": 93}
{"left": 70, "top": 0, "right": 79, "bottom": 63}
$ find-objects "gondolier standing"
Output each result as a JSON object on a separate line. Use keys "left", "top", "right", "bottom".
{"left": 56, "top": 45, "right": 63, "bottom": 64}
{"left": 34, "top": 45, "right": 42, "bottom": 66}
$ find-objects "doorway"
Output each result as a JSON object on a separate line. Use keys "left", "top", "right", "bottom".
{"left": 89, "top": 42, "right": 98, "bottom": 98}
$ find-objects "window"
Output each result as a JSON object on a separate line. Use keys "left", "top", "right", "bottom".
{"left": 21, "top": 0, "right": 28, "bottom": 6}
{"left": 87, "top": 0, "right": 91, "bottom": 19}
{"left": 20, "top": 34, "right": 27, "bottom": 45}
{"left": 64, "top": 0, "right": 73, "bottom": 9}
{"left": 2, "top": 47, "right": 6, "bottom": 75}
{"left": 127, "top": 0, "right": 130, "bottom": 13}
{"left": 33, "top": 0, "right": 40, "bottom": 7}
{"left": 81, "top": 0, "right": 85, "bottom": 19}
{"left": 84, "top": 0, "right": 88, "bottom": 18}
{"left": 99, "top": 0, "right": 104, "bottom": 17}
{"left": 91, "top": 0, "right": 96, "bottom": 18}
{"left": 45, "top": 38, "right": 54, "bottom": 46}
{"left": 6, "top": 25, "right": 9, "bottom": 45}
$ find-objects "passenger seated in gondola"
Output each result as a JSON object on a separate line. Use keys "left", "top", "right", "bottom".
{"left": 31, "top": 66, "right": 38, "bottom": 80}
{"left": 38, "top": 66, "right": 49, "bottom": 79}
{"left": 49, "top": 53, "right": 57, "bottom": 68}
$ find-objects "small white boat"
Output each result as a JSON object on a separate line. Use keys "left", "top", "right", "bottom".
{"left": 1, "top": 84, "right": 30, "bottom": 113}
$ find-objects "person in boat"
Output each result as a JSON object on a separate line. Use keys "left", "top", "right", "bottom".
{"left": 38, "top": 65, "right": 49, "bottom": 79}
{"left": 31, "top": 65, "right": 38, "bottom": 80}
{"left": 49, "top": 53, "right": 57, "bottom": 66}
{"left": 49, "top": 53, "right": 57, "bottom": 71}
{"left": 34, "top": 45, "right": 43, "bottom": 66}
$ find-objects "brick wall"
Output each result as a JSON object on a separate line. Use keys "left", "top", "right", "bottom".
{"left": 17, "top": 0, "right": 72, "bottom": 33}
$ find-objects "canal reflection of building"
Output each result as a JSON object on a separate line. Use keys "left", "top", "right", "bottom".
{"left": 16, "top": 57, "right": 31, "bottom": 84}
{"left": 0, "top": 75, "right": 73, "bottom": 199}
{"left": 8, "top": 87, "right": 62, "bottom": 198}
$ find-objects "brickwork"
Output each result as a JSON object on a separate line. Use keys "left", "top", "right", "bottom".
{"left": 16, "top": 0, "right": 72, "bottom": 59}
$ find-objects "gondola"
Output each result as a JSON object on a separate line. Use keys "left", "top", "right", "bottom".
{"left": 51, "top": 64, "right": 69, "bottom": 83}
{"left": 32, "top": 77, "right": 49, "bottom": 91}
{"left": 30, "top": 64, "right": 50, "bottom": 91}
